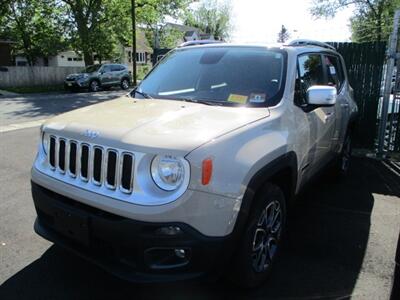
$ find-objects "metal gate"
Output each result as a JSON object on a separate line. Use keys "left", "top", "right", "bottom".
{"left": 377, "top": 10, "right": 400, "bottom": 157}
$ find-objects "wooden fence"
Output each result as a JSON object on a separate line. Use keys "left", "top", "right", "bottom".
{"left": 0, "top": 66, "right": 82, "bottom": 88}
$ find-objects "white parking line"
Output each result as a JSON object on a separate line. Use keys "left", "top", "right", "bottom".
{"left": 0, "top": 119, "right": 46, "bottom": 133}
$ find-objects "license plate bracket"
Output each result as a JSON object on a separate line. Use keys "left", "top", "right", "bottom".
{"left": 54, "top": 207, "right": 90, "bottom": 246}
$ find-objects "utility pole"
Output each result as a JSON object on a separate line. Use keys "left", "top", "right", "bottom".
{"left": 377, "top": 10, "right": 400, "bottom": 156}
{"left": 131, "top": 0, "right": 137, "bottom": 86}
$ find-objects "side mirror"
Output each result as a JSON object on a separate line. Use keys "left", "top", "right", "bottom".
{"left": 306, "top": 86, "right": 337, "bottom": 106}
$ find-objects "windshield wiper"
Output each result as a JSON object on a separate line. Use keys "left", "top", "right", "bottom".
{"left": 178, "top": 98, "right": 225, "bottom": 106}
{"left": 132, "top": 90, "right": 153, "bottom": 99}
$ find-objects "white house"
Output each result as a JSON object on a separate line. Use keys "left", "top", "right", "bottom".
{"left": 120, "top": 29, "right": 153, "bottom": 71}
{"left": 48, "top": 50, "right": 85, "bottom": 67}
{"left": 15, "top": 50, "right": 85, "bottom": 67}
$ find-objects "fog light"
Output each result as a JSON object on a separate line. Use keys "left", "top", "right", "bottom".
{"left": 175, "top": 248, "right": 186, "bottom": 258}
{"left": 155, "top": 226, "right": 183, "bottom": 236}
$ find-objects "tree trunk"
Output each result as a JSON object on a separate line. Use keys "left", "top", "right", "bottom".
{"left": 83, "top": 51, "right": 94, "bottom": 66}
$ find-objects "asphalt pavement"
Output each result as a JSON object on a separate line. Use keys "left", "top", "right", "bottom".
{"left": 0, "top": 89, "right": 127, "bottom": 126}
{"left": 0, "top": 91, "right": 400, "bottom": 299}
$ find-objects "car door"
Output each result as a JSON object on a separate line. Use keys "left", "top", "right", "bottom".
{"left": 99, "top": 65, "right": 113, "bottom": 86}
{"left": 296, "top": 53, "right": 336, "bottom": 178}
{"left": 324, "top": 54, "right": 350, "bottom": 155}
{"left": 110, "top": 64, "right": 123, "bottom": 84}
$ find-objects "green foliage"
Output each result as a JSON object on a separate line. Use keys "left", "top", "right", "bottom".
{"left": 0, "top": 0, "right": 66, "bottom": 65}
{"left": 0, "top": 0, "right": 194, "bottom": 66}
{"left": 158, "top": 28, "right": 182, "bottom": 48}
{"left": 137, "top": 64, "right": 152, "bottom": 80}
{"left": 351, "top": 0, "right": 400, "bottom": 42}
{"left": 277, "top": 25, "right": 290, "bottom": 43}
{"left": 310, "top": 0, "right": 400, "bottom": 42}
{"left": 184, "top": 0, "right": 232, "bottom": 41}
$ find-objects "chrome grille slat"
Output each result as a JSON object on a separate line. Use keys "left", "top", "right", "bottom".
{"left": 120, "top": 153, "right": 134, "bottom": 193}
{"left": 81, "top": 143, "right": 90, "bottom": 181}
{"left": 47, "top": 135, "right": 135, "bottom": 195}
{"left": 105, "top": 149, "right": 118, "bottom": 189}
{"left": 54, "top": 137, "right": 59, "bottom": 172}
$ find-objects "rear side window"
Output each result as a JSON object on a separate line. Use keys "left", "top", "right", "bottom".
{"left": 295, "top": 54, "right": 325, "bottom": 106}
{"left": 111, "top": 65, "right": 125, "bottom": 72}
{"left": 324, "top": 55, "right": 345, "bottom": 90}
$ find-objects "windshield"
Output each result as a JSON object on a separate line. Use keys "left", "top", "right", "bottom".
{"left": 82, "top": 64, "right": 101, "bottom": 73}
{"left": 136, "top": 47, "right": 287, "bottom": 107}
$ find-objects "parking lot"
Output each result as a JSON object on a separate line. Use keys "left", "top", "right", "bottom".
{"left": 1, "top": 91, "right": 400, "bottom": 299}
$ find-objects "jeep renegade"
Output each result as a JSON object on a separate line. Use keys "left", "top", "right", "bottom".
{"left": 31, "top": 40, "right": 358, "bottom": 287}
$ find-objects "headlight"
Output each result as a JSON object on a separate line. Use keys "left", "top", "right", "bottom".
{"left": 151, "top": 155, "right": 186, "bottom": 191}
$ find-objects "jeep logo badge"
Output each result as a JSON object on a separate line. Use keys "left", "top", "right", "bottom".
{"left": 82, "top": 129, "right": 100, "bottom": 139}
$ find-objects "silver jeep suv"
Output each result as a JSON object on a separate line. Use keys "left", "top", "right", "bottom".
{"left": 31, "top": 40, "right": 357, "bottom": 287}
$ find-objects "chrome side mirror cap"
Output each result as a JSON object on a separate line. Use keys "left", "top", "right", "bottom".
{"left": 306, "top": 86, "right": 337, "bottom": 106}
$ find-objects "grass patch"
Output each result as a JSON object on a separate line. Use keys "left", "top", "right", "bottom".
{"left": 4, "top": 84, "right": 65, "bottom": 94}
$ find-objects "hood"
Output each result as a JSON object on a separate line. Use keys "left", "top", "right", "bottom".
{"left": 66, "top": 73, "right": 86, "bottom": 79}
{"left": 43, "top": 96, "right": 270, "bottom": 154}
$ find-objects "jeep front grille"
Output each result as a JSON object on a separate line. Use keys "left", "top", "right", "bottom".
{"left": 48, "top": 136, "right": 134, "bottom": 193}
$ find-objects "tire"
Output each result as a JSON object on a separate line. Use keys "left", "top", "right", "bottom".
{"left": 120, "top": 78, "right": 130, "bottom": 90}
{"left": 230, "top": 183, "right": 286, "bottom": 288}
{"left": 89, "top": 80, "right": 100, "bottom": 92}
{"left": 333, "top": 130, "right": 352, "bottom": 177}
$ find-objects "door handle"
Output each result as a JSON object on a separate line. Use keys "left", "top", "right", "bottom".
{"left": 341, "top": 103, "right": 349, "bottom": 108}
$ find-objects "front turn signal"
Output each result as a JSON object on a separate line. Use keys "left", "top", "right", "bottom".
{"left": 202, "top": 158, "right": 213, "bottom": 185}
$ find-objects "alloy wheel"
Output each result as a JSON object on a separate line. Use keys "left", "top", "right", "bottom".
{"left": 122, "top": 79, "right": 129, "bottom": 90}
{"left": 90, "top": 81, "right": 99, "bottom": 92}
{"left": 251, "top": 200, "right": 282, "bottom": 273}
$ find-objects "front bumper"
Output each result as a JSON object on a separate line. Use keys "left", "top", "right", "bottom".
{"left": 32, "top": 182, "right": 233, "bottom": 282}
{"left": 64, "top": 80, "right": 89, "bottom": 89}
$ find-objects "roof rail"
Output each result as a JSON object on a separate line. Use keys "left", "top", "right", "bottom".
{"left": 287, "top": 39, "right": 336, "bottom": 51}
{"left": 178, "top": 40, "right": 223, "bottom": 48}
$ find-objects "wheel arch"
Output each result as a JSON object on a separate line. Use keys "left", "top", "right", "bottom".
{"left": 232, "top": 151, "right": 298, "bottom": 238}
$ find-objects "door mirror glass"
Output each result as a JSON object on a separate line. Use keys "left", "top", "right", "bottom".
{"left": 306, "top": 86, "right": 337, "bottom": 106}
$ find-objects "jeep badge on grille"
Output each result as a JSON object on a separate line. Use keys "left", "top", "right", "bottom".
{"left": 82, "top": 129, "right": 100, "bottom": 139}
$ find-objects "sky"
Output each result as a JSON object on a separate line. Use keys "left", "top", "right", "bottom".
{"left": 229, "top": 0, "right": 354, "bottom": 43}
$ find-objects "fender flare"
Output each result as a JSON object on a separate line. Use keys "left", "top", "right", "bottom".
{"left": 231, "top": 151, "right": 298, "bottom": 238}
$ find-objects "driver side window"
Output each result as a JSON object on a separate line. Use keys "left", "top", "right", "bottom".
{"left": 295, "top": 54, "right": 325, "bottom": 106}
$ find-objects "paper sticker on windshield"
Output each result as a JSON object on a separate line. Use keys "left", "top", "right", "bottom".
{"left": 249, "top": 93, "right": 266, "bottom": 103}
{"left": 228, "top": 94, "right": 248, "bottom": 104}
{"left": 329, "top": 66, "right": 336, "bottom": 75}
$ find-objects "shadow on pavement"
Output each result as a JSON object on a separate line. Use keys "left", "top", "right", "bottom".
{"left": 0, "top": 89, "right": 127, "bottom": 123}
{"left": 1, "top": 158, "right": 400, "bottom": 299}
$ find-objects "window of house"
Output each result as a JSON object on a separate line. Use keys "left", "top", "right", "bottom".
{"left": 67, "top": 57, "right": 72, "bottom": 61}
{"left": 324, "top": 55, "right": 345, "bottom": 90}
{"left": 136, "top": 52, "right": 146, "bottom": 63}
{"left": 295, "top": 54, "right": 325, "bottom": 106}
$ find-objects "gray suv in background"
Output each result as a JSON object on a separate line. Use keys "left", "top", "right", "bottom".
{"left": 64, "top": 63, "right": 132, "bottom": 92}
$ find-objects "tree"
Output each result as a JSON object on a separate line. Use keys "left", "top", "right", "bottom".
{"left": 62, "top": 0, "right": 193, "bottom": 65}
{"left": 184, "top": 0, "right": 232, "bottom": 41}
{"left": 0, "top": 0, "right": 66, "bottom": 65}
{"left": 310, "top": 0, "right": 400, "bottom": 42}
{"left": 277, "top": 25, "right": 290, "bottom": 43}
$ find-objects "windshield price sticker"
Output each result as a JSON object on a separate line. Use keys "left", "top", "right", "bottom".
{"left": 228, "top": 94, "right": 248, "bottom": 104}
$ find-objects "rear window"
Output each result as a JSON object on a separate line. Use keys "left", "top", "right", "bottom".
{"left": 137, "top": 47, "right": 287, "bottom": 107}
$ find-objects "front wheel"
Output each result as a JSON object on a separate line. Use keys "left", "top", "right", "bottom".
{"left": 89, "top": 80, "right": 100, "bottom": 92}
{"left": 230, "top": 183, "right": 286, "bottom": 288}
{"left": 120, "top": 78, "right": 130, "bottom": 90}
